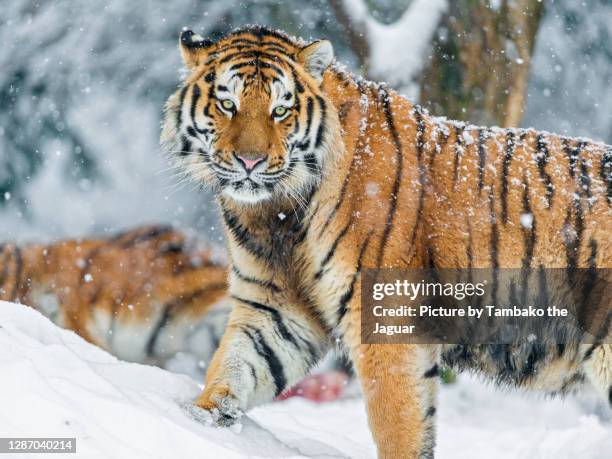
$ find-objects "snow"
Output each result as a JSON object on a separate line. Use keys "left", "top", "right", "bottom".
{"left": 1, "top": 300, "right": 610, "bottom": 459}
{"left": 520, "top": 212, "right": 534, "bottom": 229}
{"left": 337, "top": 0, "right": 448, "bottom": 98}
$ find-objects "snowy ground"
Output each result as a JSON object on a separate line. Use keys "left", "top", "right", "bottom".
{"left": 0, "top": 301, "right": 609, "bottom": 459}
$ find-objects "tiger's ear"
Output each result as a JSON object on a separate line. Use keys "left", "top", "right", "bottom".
{"left": 179, "top": 29, "right": 212, "bottom": 69}
{"left": 298, "top": 40, "right": 334, "bottom": 84}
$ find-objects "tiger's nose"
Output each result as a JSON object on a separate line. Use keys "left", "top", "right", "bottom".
{"left": 235, "top": 153, "right": 267, "bottom": 172}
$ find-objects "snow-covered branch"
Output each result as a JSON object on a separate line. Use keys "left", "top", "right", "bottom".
{"left": 330, "top": 0, "right": 448, "bottom": 98}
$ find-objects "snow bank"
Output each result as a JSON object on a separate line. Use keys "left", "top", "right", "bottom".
{"left": 0, "top": 301, "right": 609, "bottom": 459}
{"left": 0, "top": 301, "right": 375, "bottom": 459}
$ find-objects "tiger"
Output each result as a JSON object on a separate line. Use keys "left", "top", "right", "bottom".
{"left": 161, "top": 25, "right": 611, "bottom": 459}
{"left": 0, "top": 225, "right": 351, "bottom": 398}
{"left": 0, "top": 225, "right": 230, "bottom": 368}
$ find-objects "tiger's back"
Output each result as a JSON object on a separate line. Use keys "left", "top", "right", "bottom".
{"left": 320, "top": 75, "right": 611, "bottom": 393}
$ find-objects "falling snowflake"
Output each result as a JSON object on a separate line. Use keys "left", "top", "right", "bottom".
{"left": 83, "top": 273, "right": 93, "bottom": 283}
{"left": 278, "top": 212, "right": 286, "bottom": 220}
{"left": 365, "top": 182, "right": 379, "bottom": 196}
{"left": 520, "top": 213, "right": 534, "bottom": 229}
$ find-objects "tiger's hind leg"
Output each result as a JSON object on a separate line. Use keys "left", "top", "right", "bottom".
{"left": 582, "top": 343, "right": 612, "bottom": 407}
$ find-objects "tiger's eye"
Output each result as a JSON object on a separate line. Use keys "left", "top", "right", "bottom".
{"left": 221, "top": 99, "right": 235, "bottom": 111}
{"left": 273, "top": 106, "right": 288, "bottom": 117}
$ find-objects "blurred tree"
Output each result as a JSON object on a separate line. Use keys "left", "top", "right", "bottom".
{"left": 331, "top": 0, "right": 545, "bottom": 127}
{"left": 420, "top": 0, "right": 545, "bottom": 127}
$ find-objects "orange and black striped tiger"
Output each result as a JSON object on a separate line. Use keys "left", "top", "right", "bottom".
{"left": 162, "top": 26, "right": 611, "bottom": 458}
{"left": 0, "top": 225, "right": 229, "bottom": 367}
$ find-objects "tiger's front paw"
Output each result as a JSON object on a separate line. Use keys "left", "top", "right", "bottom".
{"left": 195, "top": 387, "right": 243, "bottom": 427}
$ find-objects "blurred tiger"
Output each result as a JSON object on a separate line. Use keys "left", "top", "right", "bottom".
{"left": 162, "top": 26, "right": 611, "bottom": 458}
{"left": 0, "top": 225, "right": 230, "bottom": 369}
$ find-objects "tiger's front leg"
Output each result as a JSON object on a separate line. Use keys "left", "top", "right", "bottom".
{"left": 195, "top": 296, "right": 329, "bottom": 426}
{"left": 341, "top": 277, "right": 440, "bottom": 458}
{"left": 350, "top": 342, "right": 440, "bottom": 459}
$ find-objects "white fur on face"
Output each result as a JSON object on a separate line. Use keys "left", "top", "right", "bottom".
{"left": 222, "top": 181, "right": 273, "bottom": 204}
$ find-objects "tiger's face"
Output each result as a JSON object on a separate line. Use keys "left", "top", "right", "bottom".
{"left": 161, "top": 27, "right": 336, "bottom": 204}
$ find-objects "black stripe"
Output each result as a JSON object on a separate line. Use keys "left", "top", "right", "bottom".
{"left": 186, "top": 126, "right": 197, "bottom": 138}
{"left": 232, "top": 266, "right": 280, "bottom": 293}
{"left": 579, "top": 152, "right": 593, "bottom": 210}
{"left": 424, "top": 406, "right": 437, "bottom": 418}
{"left": 303, "top": 153, "right": 320, "bottom": 175}
{"left": 145, "top": 286, "right": 223, "bottom": 356}
{"left": 291, "top": 67, "right": 305, "bottom": 93}
{"left": 228, "top": 61, "right": 255, "bottom": 72}
{"left": 257, "top": 60, "right": 285, "bottom": 77}
{"left": 176, "top": 86, "right": 188, "bottom": 127}
{"left": 243, "top": 326, "right": 287, "bottom": 396}
{"left": 601, "top": 147, "right": 612, "bottom": 204}
{"left": 179, "top": 137, "right": 192, "bottom": 157}
{"left": 190, "top": 84, "right": 201, "bottom": 124}
{"left": 501, "top": 130, "right": 515, "bottom": 225}
{"left": 453, "top": 125, "right": 464, "bottom": 185}
{"left": 423, "top": 364, "right": 439, "bottom": 378}
{"left": 337, "top": 232, "right": 372, "bottom": 324}
{"left": 520, "top": 173, "right": 536, "bottom": 303}
{"left": 314, "top": 95, "right": 327, "bottom": 149}
{"left": 261, "top": 44, "right": 295, "bottom": 58}
{"left": 219, "top": 49, "right": 292, "bottom": 65}
{"left": 241, "top": 27, "right": 296, "bottom": 46}
{"left": 234, "top": 297, "right": 300, "bottom": 349}
{"left": 192, "top": 79, "right": 215, "bottom": 135}
{"left": 145, "top": 304, "right": 173, "bottom": 357}
{"left": 562, "top": 138, "right": 578, "bottom": 178}
{"left": 521, "top": 173, "right": 536, "bottom": 269}
{"left": 314, "top": 217, "right": 353, "bottom": 280}
{"left": 409, "top": 106, "right": 427, "bottom": 249}
{"left": 431, "top": 125, "right": 450, "bottom": 169}
{"left": 375, "top": 87, "right": 403, "bottom": 268}
{"left": 535, "top": 134, "right": 554, "bottom": 208}
{"left": 477, "top": 128, "right": 487, "bottom": 193}
{"left": 303, "top": 97, "right": 314, "bottom": 139}
{"left": 221, "top": 208, "right": 270, "bottom": 259}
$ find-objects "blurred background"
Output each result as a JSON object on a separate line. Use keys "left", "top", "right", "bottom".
{"left": 1, "top": 0, "right": 611, "bottom": 244}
